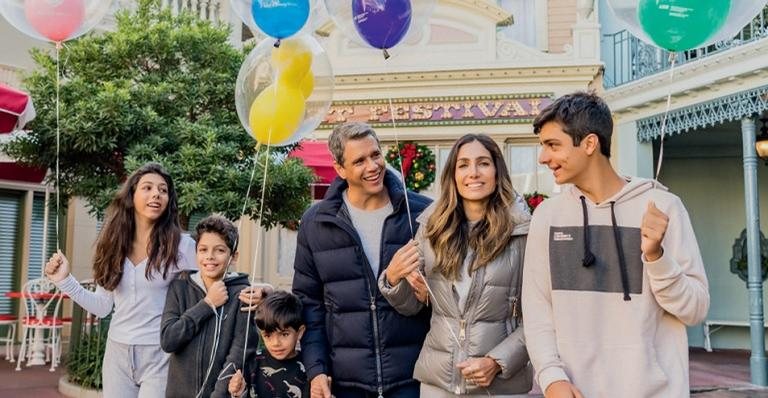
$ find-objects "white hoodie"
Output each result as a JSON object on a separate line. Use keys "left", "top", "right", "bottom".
{"left": 522, "top": 177, "right": 709, "bottom": 398}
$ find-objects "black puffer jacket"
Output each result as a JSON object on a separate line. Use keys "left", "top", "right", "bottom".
{"left": 292, "top": 170, "right": 432, "bottom": 394}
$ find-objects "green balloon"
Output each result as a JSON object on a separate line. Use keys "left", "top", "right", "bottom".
{"left": 638, "top": 0, "right": 730, "bottom": 51}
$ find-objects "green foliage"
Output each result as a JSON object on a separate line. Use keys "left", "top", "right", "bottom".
{"left": 66, "top": 321, "right": 109, "bottom": 390}
{"left": 2, "top": 0, "right": 314, "bottom": 228}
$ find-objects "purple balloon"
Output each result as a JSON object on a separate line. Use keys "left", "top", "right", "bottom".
{"left": 351, "top": 0, "right": 412, "bottom": 50}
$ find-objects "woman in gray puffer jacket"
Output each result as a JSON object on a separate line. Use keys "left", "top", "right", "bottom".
{"left": 379, "top": 134, "right": 533, "bottom": 397}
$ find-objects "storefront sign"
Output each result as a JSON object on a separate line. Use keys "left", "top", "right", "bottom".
{"left": 320, "top": 94, "right": 553, "bottom": 128}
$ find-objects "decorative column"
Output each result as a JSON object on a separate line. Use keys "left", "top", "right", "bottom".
{"left": 572, "top": 0, "right": 600, "bottom": 60}
{"left": 741, "top": 116, "right": 767, "bottom": 386}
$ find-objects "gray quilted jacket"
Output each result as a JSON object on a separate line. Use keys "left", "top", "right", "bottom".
{"left": 378, "top": 202, "right": 533, "bottom": 395}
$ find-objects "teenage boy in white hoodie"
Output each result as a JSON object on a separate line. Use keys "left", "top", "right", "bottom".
{"left": 522, "top": 91, "right": 709, "bottom": 398}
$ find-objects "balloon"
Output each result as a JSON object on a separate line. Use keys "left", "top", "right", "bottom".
{"left": 298, "top": 72, "right": 314, "bottom": 99}
{"left": 324, "top": 0, "right": 437, "bottom": 52}
{"left": 351, "top": 0, "right": 411, "bottom": 50}
{"left": 235, "top": 35, "right": 334, "bottom": 147}
{"left": 0, "top": 0, "right": 113, "bottom": 43}
{"left": 249, "top": 83, "right": 306, "bottom": 144}
{"left": 271, "top": 39, "right": 313, "bottom": 82}
{"left": 637, "top": 0, "right": 728, "bottom": 51}
{"left": 607, "top": 0, "right": 767, "bottom": 51}
{"left": 24, "top": 0, "right": 84, "bottom": 42}
{"left": 251, "top": 0, "right": 309, "bottom": 39}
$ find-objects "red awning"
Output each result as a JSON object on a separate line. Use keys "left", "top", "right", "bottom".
{"left": 0, "top": 83, "right": 44, "bottom": 183}
{"left": 289, "top": 141, "right": 337, "bottom": 184}
{"left": 289, "top": 141, "right": 337, "bottom": 200}
{"left": 0, "top": 83, "right": 35, "bottom": 134}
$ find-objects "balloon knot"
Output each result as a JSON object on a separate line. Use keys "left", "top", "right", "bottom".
{"left": 383, "top": 49, "right": 390, "bottom": 60}
{"left": 274, "top": 39, "right": 281, "bottom": 48}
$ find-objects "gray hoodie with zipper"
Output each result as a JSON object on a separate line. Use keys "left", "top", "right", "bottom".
{"left": 161, "top": 271, "right": 257, "bottom": 398}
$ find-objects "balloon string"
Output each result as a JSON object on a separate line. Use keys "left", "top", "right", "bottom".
{"left": 654, "top": 52, "right": 677, "bottom": 185}
{"left": 231, "top": 143, "right": 262, "bottom": 274}
{"left": 242, "top": 133, "right": 273, "bottom": 369}
{"left": 55, "top": 41, "right": 62, "bottom": 252}
{"left": 381, "top": 54, "right": 413, "bottom": 238}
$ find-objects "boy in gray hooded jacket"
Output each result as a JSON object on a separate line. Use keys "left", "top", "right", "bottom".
{"left": 161, "top": 215, "right": 258, "bottom": 398}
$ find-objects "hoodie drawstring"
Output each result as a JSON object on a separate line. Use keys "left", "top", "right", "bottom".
{"left": 579, "top": 196, "right": 596, "bottom": 267}
{"left": 610, "top": 201, "right": 631, "bottom": 301}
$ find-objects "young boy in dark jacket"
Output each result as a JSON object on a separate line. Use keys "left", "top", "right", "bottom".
{"left": 161, "top": 215, "right": 258, "bottom": 398}
{"left": 228, "top": 290, "right": 309, "bottom": 398}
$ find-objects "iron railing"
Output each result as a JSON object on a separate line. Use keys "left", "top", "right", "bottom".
{"left": 604, "top": 6, "right": 768, "bottom": 88}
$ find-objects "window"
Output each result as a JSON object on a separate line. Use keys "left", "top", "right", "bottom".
{"left": 507, "top": 144, "right": 556, "bottom": 196}
{"left": 0, "top": 191, "right": 21, "bottom": 315}
{"left": 27, "top": 193, "right": 59, "bottom": 281}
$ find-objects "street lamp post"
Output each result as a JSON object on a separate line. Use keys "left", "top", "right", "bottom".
{"left": 743, "top": 117, "right": 767, "bottom": 386}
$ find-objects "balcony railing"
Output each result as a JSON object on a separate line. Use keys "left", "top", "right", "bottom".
{"left": 160, "top": 0, "right": 226, "bottom": 23}
{"left": 604, "top": 6, "right": 768, "bottom": 88}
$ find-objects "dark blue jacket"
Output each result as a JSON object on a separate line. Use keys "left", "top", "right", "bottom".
{"left": 292, "top": 170, "right": 432, "bottom": 394}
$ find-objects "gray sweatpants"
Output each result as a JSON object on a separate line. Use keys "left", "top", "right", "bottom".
{"left": 102, "top": 339, "right": 170, "bottom": 398}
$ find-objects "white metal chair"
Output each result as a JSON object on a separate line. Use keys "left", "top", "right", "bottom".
{"left": 15, "top": 278, "right": 64, "bottom": 372}
{"left": 0, "top": 314, "right": 16, "bottom": 361}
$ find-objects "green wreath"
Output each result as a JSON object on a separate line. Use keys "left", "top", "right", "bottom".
{"left": 385, "top": 142, "right": 436, "bottom": 192}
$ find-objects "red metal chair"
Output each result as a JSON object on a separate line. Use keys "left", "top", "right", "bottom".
{"left": 15, "top": 278, "right": 64, "bottom": 372}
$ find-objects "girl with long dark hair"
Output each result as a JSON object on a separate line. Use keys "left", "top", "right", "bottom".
{"left": 46, "top": 162, "right": 196, "bottom": 397}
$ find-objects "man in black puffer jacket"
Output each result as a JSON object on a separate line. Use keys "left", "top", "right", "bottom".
{"left": 293, "top": 122, "right": 432, "bottom": 398}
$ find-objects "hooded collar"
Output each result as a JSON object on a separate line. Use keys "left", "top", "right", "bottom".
{"left": 189, "top": 271, "right": 246, "bottom": 292}
{"left": 565, "top": 176, "right": 667, "bottom": 207}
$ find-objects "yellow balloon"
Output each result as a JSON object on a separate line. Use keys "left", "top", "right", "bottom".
{"left": 271, "top": 39, "right": 313, "bottom": 83}
{"left": 248, "top": 83, "right": 305, "bottom": 145}
{"left": 280, "top": 71, "right": 314, "bottom": 99}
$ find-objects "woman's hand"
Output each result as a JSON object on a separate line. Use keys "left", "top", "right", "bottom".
{"left": 457, "top": 357, "right": 502, "bottom": 388}
{"left": 45, "top": 250, "right": 70, "bottom": 283}
{"left": 385, "top": 240, "right": 421, "bottom": 286}
{"left": 405, "top": 271, "right": 429, "bottom": 304}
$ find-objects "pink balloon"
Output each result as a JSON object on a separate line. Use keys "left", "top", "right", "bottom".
{"left": 24, "top": 0, "right": 86, "bottom": 42}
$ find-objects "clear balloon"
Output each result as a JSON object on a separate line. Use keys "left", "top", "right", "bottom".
{"left": 607, "top": 0, "right": 768, "bottom": 51}
{"left": 235, "top": 35, "right": 334, "bottom": 146}
{"left": 0, "top": 0, "right": 113, "bottom": 43}
{"left": 324, "top": 0, "right": 437, "bottom": 51}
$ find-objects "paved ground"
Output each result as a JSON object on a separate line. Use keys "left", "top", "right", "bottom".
{"left": 0, "top": 347, "right": 767, "bottom": 397}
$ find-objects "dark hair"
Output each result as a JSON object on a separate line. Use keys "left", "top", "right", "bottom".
{"left": 533, "top": 91, "right": 613, "bottom": 158}
{"left": 93, "top": 162, "right": 181, "bottom": 290}
{"left": 255, "top": 290, "right": 304, "bottom": 333}
{"left": 193, "top": 215, "right": 239, "bottom": 252}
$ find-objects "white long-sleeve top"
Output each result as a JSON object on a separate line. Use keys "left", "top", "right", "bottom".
{"left": 56, "top": 234, "right": 197, "bottom": 345}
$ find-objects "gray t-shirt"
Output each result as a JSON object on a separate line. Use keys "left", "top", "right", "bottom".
{"left": 343, "top": 191, "right": 393, "bottom": 277}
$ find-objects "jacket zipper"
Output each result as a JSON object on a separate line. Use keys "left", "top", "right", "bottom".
{"left": 334, "top": 204, "right": 391, "bottom": 397}
{"left": 371, "top": 295, "right": 384, "bottom": 398}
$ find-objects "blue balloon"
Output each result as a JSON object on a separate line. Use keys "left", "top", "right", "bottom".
{"left": 352, "top": 0, "right": 412, "bottom": 50}
{"left": 251, "top": 0, "right": 310, "bottom": 39}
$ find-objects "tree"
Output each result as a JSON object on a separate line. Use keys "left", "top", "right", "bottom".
{"left": 3, "top": 0, "right": 315, "bottom": 229}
